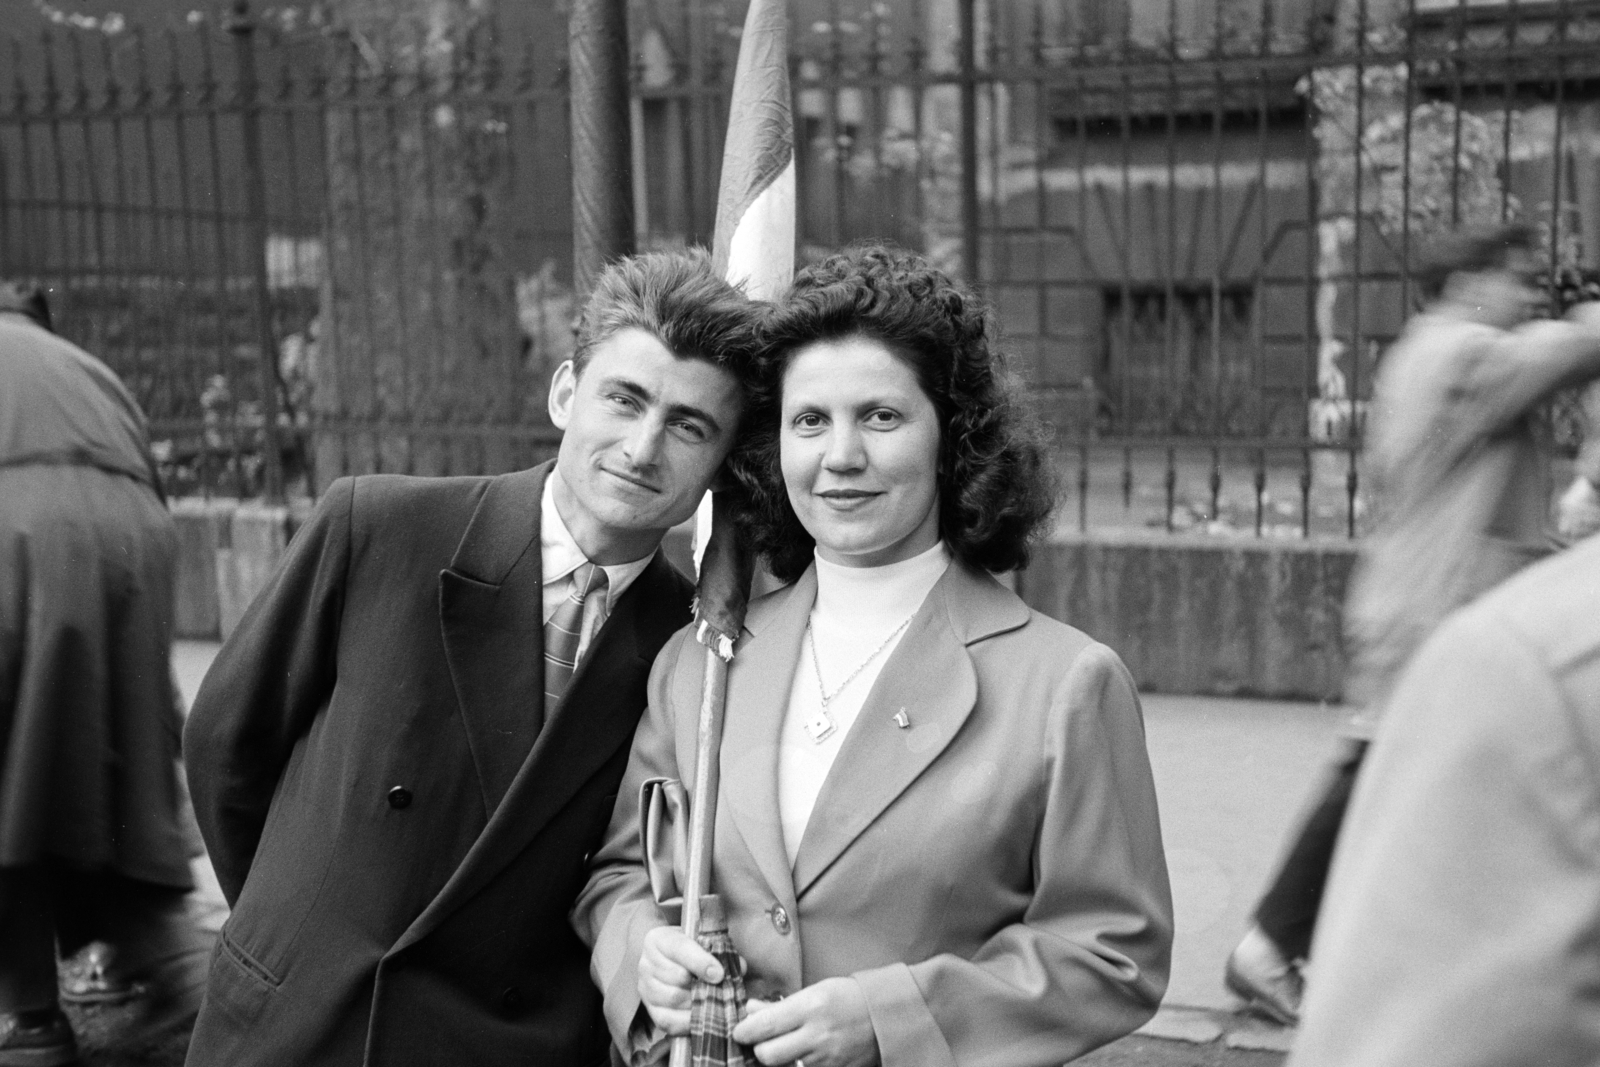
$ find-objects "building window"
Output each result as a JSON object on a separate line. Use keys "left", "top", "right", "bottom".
{"left": 1099, "top": 283, "right": 1258, "bottom": 435}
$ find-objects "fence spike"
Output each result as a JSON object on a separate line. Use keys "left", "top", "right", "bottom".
{"left": 94, "top": 31, "right": 114, "bottom": 111}
{"left": 8, "top": 36, "right": 28, "bottom": 117}
{"left": 163, "top": 28, "right": 183, "bottom": 108}
{"left": 131, "top": 27, "right": 152, "bottom": 108}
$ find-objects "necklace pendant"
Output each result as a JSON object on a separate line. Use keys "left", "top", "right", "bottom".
{"left": 802, "top": 707, "right": 837, "bottom": 744}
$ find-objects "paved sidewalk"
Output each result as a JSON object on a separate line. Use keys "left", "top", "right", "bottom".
{"left": 170, "top": 642, "right": 1328, "bottom": 1063}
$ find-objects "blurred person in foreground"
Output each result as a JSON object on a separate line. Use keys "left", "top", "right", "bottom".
{"left": 181, "top": 252, "right": 759, "bottom": 1067}
{"left": 1288, "top": 521, "right": 1600, "bottom": 1067}
{"left": 1225, "top": 223, "right": 1600, "bottom": 1023}
{"left": 0, "top": 282, "right": 211, "bottom": 1066}
{"left": 575, "top": 246, "right": 1172, "bottom": 1067}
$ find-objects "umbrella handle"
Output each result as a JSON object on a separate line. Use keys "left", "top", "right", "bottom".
{"left": 669, "top": 645, "right": 733, "bottom": 1067}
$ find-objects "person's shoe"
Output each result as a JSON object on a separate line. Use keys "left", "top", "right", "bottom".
{"left": 58, "top": 942, "right": 138, "bottom": 1006}
{"left": 0, "top": 1009, "right": 79, "bottom": 1067}
{"left": 1224, "top": 925, "right": 1303, "bottom": 1026}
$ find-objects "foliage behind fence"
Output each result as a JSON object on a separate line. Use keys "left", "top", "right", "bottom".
{"left": 3, "top": 0, "right": 1599, "bottom": 536}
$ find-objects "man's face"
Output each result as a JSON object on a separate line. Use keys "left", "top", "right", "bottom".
{"left": 1461, "top": 249, "right": 1544, "bottom": 329}
{"left": 548, "top": 327, "right": 744, "bottom": 561}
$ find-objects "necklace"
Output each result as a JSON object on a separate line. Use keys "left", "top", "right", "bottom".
{"left": 801, "top": 614, "right": 915, "bottom": 744}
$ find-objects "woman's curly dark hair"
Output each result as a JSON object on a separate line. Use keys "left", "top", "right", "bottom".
{"left": 730, "top": 245, "right": 1058, "bottom": 583}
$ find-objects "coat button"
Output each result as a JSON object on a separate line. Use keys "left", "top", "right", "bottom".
{"left": 387, "top": 786, "right": 413, "bottom": 810}
{"left": 769, "top": 904, "right": 791, "bottom": 935}
{"left": 500, "top": 986, "right": 522, "bottom": 1013}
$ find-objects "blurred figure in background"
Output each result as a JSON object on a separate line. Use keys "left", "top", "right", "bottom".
{"left": 1288, "top": 520, "right": 1600, "bottom": 1067}
{"left": 1555, "top": 382, "right": 1600, "bottom": 541}
{"left": 1225, "top": 224, "right": 1600, "bottom": 1023}
{"left": 0, "top": 283, "right": 209, "bottom": 1066}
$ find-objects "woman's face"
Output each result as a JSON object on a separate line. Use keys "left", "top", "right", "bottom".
{"left": 779, "top": 336, "right": 942, "bottom": 568}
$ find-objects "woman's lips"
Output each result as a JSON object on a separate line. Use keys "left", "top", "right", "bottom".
{"left": 816, "top": 489, "right": 881, "bottom": 509}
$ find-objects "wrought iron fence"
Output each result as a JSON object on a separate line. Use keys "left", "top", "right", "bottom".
{"left": 2, "top": 0, "right": 1598, "bottom": 538}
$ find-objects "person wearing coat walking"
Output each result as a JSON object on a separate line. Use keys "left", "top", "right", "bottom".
{"left": 575, "top": 247, "right": 1173, "bottom": 1067}
{"left": 0, "top": 282, "right": 210, "bottom": 1066}
{"left": 1224, "top": 224, "right": 1600, "bottom": 1023}
{"left": 1287, "top": 519, "right": 1600, "bottom": 1067}
{"left": 181, "top": 252, "right": 759, "bottom": 1067}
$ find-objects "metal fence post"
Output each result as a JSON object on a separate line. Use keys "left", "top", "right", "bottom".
{"left": 957, "top": 0, "right": 980, "bottom": 286}
{"left": 229, "top": 0, "right": 285, "bottom": 503}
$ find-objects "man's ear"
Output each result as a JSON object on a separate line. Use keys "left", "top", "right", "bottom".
{"left": 548, "top": 360, "right": 577, "bottom": 430}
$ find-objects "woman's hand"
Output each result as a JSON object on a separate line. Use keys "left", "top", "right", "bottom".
{"left": 638, "top": 925, "right": 724, "bottom": 1035}
{"left": 732, "top": 977, "right": 880, "bottom": 1067}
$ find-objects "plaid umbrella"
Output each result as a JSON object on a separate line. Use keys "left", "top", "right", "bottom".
{"left": 687, "top": 896, "right": 754, "bottom": 1067}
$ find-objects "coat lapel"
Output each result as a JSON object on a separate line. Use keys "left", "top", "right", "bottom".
{"left": 405, "top": 549, "right": 690, "bottom": 953}
{"left": 790, "top": 564, "right": 1028, "bottom": 898}
{"left": 438, "top": 463, "right": 549, "bottom": 816}
{"left": 718, "top": 569, "right": 815, "bottom": 915}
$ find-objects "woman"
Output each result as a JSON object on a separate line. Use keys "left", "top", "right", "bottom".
{"left": 575, "top": 247, "right": 1172, "bottom": 1067}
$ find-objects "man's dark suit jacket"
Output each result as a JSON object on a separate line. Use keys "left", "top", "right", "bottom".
{"left": 183, "top": 462, "right": 693, "bottom": 1067}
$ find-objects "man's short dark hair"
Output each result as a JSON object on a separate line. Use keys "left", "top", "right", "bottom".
{"left": 0, "top": 281, "right": 52, "bottom": 332}
{"left": 572, "top": 250, "right": 761, "bottom": 375}
{"left": 1418, "top": 223, "right": 1539, "bottom": 299}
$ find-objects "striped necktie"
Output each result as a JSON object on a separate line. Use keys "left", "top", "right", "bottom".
{"left": 543, "top": 561, "right": 608, "bottom": 724}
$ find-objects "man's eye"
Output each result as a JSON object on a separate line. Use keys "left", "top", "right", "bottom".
{"left": 607, "top": 394, "right": 639, "bottom": 411}
{"left": 672, "top": 421, "right": 708, "bottom": 442}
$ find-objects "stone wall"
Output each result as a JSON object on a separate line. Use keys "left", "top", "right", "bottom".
{"left": 175, "top": 502, "right": 1358, "bottom": 701}
{"left": 172, "top": 499, "right": 315, "bottom": 642}
{"left": 1017, "top": 531, "right": 1357, "bottom": 702}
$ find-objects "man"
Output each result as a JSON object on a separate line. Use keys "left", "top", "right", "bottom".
{"left": 182, "top": 251, "right": 758, "bottom": 1066}
{"left": 1555, "top": 382, "right": 1600, "bottom": 540}
{"left": 1226, "top": 224, "right": 1600, "bottom": 1022}
{"left": 1288, "top": 527, "right": 1600, "bottom": 1067}
{"left": 0, "top": 282, "right": 210, "bottom": 1066}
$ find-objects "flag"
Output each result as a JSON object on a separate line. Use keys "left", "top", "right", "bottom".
{"left": 710, "top": 0, "right": 795, "bottom": 304}
{"left": 693, "top": 0, "right": 794, "bottom": 653}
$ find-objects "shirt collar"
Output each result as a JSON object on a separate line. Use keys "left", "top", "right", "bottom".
{"left": 541, "top": 469, "right": 657, "bottom": 610}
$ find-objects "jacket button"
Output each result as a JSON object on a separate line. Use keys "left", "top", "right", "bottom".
{"left": 500, "top": 986, "right": 522, "bottom": 1013}
{"left": 769, "top": 904, "right": 791, "bottom": 935}
{"left": 387, "top": 786, "right": 413, "bottom": 810}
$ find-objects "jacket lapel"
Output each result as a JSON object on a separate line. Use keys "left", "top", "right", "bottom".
{"left": 438, "top": 463, "right": 549, "bottom": 816}
{"left": 404, "top": 550, "right": 690, "bottom": 952}
{"left": 718, "top": 569, "right": 815, "bottom": 915}
{"left": 790, "top": 564, "right": 1028, "bottom": 898}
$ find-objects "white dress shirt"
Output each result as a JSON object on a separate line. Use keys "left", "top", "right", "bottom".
{"left": 541, "top": 471, "right": 656, "bottom": 662}
{"left": 776, "top": 541, "right": 952, "bottom": 867}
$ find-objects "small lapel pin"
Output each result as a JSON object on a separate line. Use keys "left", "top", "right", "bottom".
{"left": 892, "top": 708, "right": 911, "bottom": 729}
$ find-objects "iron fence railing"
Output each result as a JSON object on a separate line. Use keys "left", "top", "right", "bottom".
{"left": 2, "top": 0, "right": 1598, "bottom": 537}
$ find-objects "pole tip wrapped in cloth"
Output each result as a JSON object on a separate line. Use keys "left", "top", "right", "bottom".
{"left": 692, "top": 491, "right": 754, "bottom": 661}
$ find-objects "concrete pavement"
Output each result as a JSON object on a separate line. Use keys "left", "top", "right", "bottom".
{"left": 171, "top": 642, "right": 1331, "bottom": 1059}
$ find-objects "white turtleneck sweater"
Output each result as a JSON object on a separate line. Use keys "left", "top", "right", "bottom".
{"left": 777, "top": 541, "right": 952, "bottom": 868}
